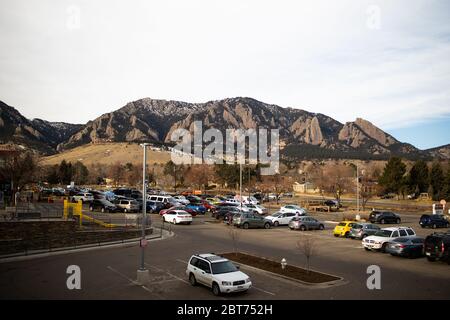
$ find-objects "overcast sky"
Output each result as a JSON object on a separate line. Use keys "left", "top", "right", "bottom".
{"left": 0, "top": 0, "right": 449, "bottom": 149}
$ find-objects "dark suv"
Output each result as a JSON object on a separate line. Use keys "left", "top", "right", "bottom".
{"left": 89, "top": 199, "right": 118, "bottom": 213}
{"left": 369, "top": 211, "right": 401, "bottom": 224}
{"left": 424, "top": 231, "right": 450, "bottom": 264}
{"left": 419, "top": 214, "right": 449, "bottom": 229}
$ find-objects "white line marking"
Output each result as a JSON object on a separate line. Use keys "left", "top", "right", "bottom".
{"left": 252, "top": 286, "right": 276, "bottom": 296}
{"left": 145, "top": 263, "right": 190, "bottom": 284}
{"left": 107, "top": 266, "right": 138, "bottom": 285}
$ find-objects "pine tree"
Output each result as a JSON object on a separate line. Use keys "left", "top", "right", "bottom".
{"left": 379, "top": 157, "right": 406, "bottom": 196}
{"left": 429, "top": 162, "right": 445, "bottom": 201}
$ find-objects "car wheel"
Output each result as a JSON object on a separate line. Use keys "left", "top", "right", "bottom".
{"left": 243, "top": 223, "right": 249, "bottom": 229}
{"left": 300, "top": 225, "right": 306, "bottom": 231}
{"left": 427, "top": 256, "right": 436, "bottom": 262}
{"left": 319, "top": 224, "right": 324, "bottom": 230}
{"left": 101, "top": 208, "right": 105, "bottom": 213}
{"left": 274, "top": 221, "right": 279, "bottom": 227}
{"left": 173, "top": 219, "right": 177, "bottom": 225}
{"left": 187, "top": 222, "right": 192, "bottom": 225}
{"left": 381, "top": 243, "right": 388, "bottom": 253}
{"left": 396, "top": 218, "right": 401, "bottom": 224}
{"left": 334, "top": 234, "right": 339, "bottom": 237}
{"left": 189, "top": 273, "right": 197, "bottom": 286}
{"left": 345, "top": 232, "right": 349, "bottom": 238}
{"left": 212, "top": 283, "right": 221, "bottom": 296}
{"left": 432, "top": 224, "right": 437, "bottom": 229}
{"left": 364, "top": 247, "right": 371, "bottom": 251}
{"left": 89, "top": 206, "right": 93, "bottom": 211}
{"left": 362, "top": 234, "right": 368, "bottom": 239}
{"left": 124, "top": 209, "right": 128, "bottom": 213}
{"left": 264, "top": 222, "right": 271, "bottom": 229}
{"left": 380, "top": 219, "right": 385, "bottom": 224}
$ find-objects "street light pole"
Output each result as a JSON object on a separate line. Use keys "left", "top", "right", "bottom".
{"left": 356, "top": 163, "right": 360, "bottom": 212}
{"left": 239, "top": 161, "right": 243, "bottom": 211}
{"left": 137, "top": 143, "right": 150, "bottom": 284}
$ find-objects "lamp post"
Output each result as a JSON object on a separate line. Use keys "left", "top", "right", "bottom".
{"left": 356, "top": 164, "right": 359, "bottom": 212}
{"left": 137, "top": 143, "right": 150, "bottom": 284}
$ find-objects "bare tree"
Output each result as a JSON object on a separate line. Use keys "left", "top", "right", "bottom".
{"left": 227, "top": 226, "right": 241, "bottom": 257}
{"left": 296, "top": 235, "right": 317, "bottom": 274}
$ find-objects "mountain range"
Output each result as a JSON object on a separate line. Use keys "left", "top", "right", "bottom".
{"left": 0, "top": 98, "right": 448, "bottom": 160}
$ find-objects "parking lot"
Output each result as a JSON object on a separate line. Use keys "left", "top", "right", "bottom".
{"left": 1, "top": 207, "right": 449, "bottom": 300}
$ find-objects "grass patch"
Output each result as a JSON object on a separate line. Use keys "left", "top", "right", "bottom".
{"left": 221, "top": 252, "right": 340, "bottom": 284}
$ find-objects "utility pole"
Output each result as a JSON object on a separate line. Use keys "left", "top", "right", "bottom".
{"left": 239, "top": 161, "right": 243, "bottom": 211}
{"left": 137, "top": 143, "right": 150, "bottom": 284}
{"left": 356, "top": 163, "right": 360, "bottom": 212}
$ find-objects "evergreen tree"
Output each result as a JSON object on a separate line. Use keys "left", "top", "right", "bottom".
{"left": 429, "top": 162, "right": 445, "bottom": 201}
{"left": 407, "top": 160, "right": 429, "bottom": 194}
{"left": 379, "top": 157, "right": 406, "bottom": 196}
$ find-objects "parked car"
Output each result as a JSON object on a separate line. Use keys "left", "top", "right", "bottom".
{"left": 186, "top": 254, "right": 251, "bottom": 296}
{"left": 244, "top": 203, "right": 268, "bottom": 215}
{"left": 280, "top": 205, "right": 307, "bottom": 215}
{"left": 201, "top": 200, "right": 216, "bottom": 212}
{"left": 186, "top": 195, "right": 202, "bottom": 203}
{"left": 163, "top": 210, "right": 192, "bottom": 225}
{"left": 369, "top": 211, "right": 401, "bottom": 224}
{"left": 223, "top": 211, "right": 240, "bottom": 225}
{"left": 233, "top": 213, "right": 272, "bottom": 229}
{"left": 362, "top": 227, "right": 416, "bottom": 252}
{"left": 147, "top": 195, "right": 180, "bottom": 208}
{"left": 214, "top": 206, "right": 242, "bottom": 220}
{"left": 289, "top": 216, "right": 325, "bottom": 231}
{"left": 160, "top": 206, "right": 197, "bottom": 217}
{"left": 419, "top": 214, "right": 449, "bottom": 229}
{"left": 385, "top": 237, "right": 425, "bottom": 258}
{"left": 333, "top": 221, "right": 357, "bottom": 238}
{"left": 185, "top": 202, "right": 207, "bottom": 215}
{"left": 172, "top": 195, "right": 190, "bottom": 205}
{"left": 71, "top": 192, "right": 94, "bottom": 203}
{"left": 424, "top": 231, "right": 450, "bottom": 263}
{"left": 205, "top": 197, "right": 222, "bottom": 205}
{"left": 115, "top": 199, "right": 140, "bottom": 213}
{"left": 146, "top": 200, "right": 165, "bottom": 214}
{"left": 265, "top": 211, "right": 303, "bottom": 227}
{"left": 88, "top": 199, "right": 118, "bottom": 213}
{"left": 348, "top": 223, "right": 380, "bottom": 240}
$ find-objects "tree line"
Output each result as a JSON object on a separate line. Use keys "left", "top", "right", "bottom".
{"left": 379, "top": 157, "right": 450, "bottom": 201}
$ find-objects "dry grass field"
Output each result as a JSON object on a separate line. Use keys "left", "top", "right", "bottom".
{"left": 40, "top": 143, "right": 171, "bottom": 166}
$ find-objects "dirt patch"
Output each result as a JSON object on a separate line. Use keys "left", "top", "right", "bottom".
{"left": 221, "top": 252, "right": 340, "bottom": 284}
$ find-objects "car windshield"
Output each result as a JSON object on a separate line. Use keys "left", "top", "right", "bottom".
{"left": 100, "top": 199, "right": 114, "bottom": 206}
{"left": 338, "top": 222, "right": 347, "bottom": 226}
{"left": 353, "top": 224, "right": 363, "bottom": 229}
{"left": 271, "top": 212, "right": 282, "bottom": 217}
{"left": 374, "top": 230, "right": 392, "bottom": 237}
{"left": 211, "top": 261, "right": 238, "bottom": 274}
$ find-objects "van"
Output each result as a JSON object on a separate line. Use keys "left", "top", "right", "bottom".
{"left": 147, "top": 195, "right": 179, "bottom": 207}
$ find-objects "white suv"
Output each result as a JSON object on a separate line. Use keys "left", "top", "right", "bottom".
{"left": 362, "top": 227, "right": 416, "bottom": 252}
{"left": 186, "top": 254, "right": 252, "bottom": 296}
{"left": 265, "top": 211, "right": 303, "bottom": 226}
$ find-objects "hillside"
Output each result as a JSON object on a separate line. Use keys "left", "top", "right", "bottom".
{"left": 1, "top": 97, "right": 447, "bottom": 160}
{"left": 40, "top": 143, "right": 171, "bottom": 166}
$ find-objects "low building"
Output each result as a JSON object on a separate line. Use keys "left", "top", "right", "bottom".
{"left": 293, "top": 182, "right": 320, "bottom": 194}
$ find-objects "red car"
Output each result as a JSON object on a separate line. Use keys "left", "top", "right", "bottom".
{"left": 201, "top": 200, "right": 216, "bottom": 212}
{"left": 160, "top": 206, "right": 197, "bottom": 217}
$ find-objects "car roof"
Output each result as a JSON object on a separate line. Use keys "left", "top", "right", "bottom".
{"left": 381, "top": 227, "right": 411, "bottom": 231}
{"left": 196, "top": 254, "right": 228, "bottom": 263}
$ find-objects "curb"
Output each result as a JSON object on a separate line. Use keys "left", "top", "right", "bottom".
{"left": 0, "top": 229, "right": 174, "bottom": 264}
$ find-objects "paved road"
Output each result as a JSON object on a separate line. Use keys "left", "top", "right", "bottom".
{"left": 0, "top": 211, "right": 449, "bottom": 300}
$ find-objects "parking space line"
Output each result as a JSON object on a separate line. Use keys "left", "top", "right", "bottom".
{"left": 252, "top": 286, "right": 276, "bottom": 296}
{"left": 107, "top": 266, "right": 138, "bottom": 285}
{"left": 145, "top": 263, "right": 190, "bottom": 284}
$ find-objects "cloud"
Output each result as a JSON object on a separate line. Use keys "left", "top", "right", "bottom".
{"left": 0, "top": 0, "right": 449, "bottom": 137}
